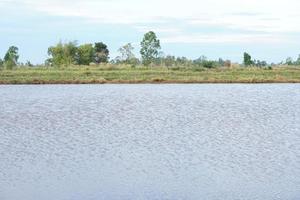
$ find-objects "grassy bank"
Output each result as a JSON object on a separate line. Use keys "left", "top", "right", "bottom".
{"left": 0, "top": 65, "right": 300, "bottom": 84}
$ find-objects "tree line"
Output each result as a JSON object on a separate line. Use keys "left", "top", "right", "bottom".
{"left": 0, "top": 31, "right": 299, "bottom": 70}
{"left": 46, "top": 42, "right": 110, "bottom": 66}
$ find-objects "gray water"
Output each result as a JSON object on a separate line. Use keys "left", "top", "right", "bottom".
{"left": 0, "top": 84, "right": 300, "bottom": 200}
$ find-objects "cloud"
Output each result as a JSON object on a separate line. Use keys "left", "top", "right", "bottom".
{"left": 161, "top": 33, "right": 288, "bottom": 44}
{"left": 1, "top": 0, "right": 300, "bottom": 44}
{"left": 134, "top": 26, "right": 182, "bottom": 35}
{"left": 2, "top": 0, "right": 300, "bottom": 27}
{"left": 188, "top": 13, "right": 300, "bottom": 33}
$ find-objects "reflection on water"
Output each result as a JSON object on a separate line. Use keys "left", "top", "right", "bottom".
{"left": 0, "top": 84, "right": 300, "bottom": 200}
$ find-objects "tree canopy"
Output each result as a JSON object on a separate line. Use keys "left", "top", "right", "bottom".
{"left": 243, "top": 52, "right": 253, "bottom": 66}
{"left": 4, "top": 46, "right": 19, "bottom": 69}
{"left": 0, "top": 58, "right": 3, "bottom": 68}
{"left": 140, "top": 31, "right": 161, "bottom": 66}
{"left": 46, "top": 41, "right": 109, "bottom": 66}
{"left": 47, "top": 41, "right": 78, "bottom": 66}
{"left": 77, "top": 44, "right": 94, "bottom": 65}
{"left": 94, "top": 42, "right": 109, "bottom": 63}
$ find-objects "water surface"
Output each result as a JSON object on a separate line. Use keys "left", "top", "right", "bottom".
{"left": 0, "top": 84, "right": 299, "bottom": 200}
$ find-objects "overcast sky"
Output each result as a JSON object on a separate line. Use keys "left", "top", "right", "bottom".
{"left": 1, "top": 0, "right": 300, "bottom": 63}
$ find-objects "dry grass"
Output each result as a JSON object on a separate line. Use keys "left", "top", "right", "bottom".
{"left": 0, "top": 65, "right": 300, "bottom": 84}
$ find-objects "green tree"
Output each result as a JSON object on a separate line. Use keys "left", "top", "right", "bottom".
{"left": 193, "top": 55, "right": 207, "bottom": 66}
{"left": 25, "top": 60, "right": 33, "bottom": 67}
{"left": 77, "top": 44, "right": 94, "bottom": 65}
{"left": 140, "top": 31, "right": 161, "bottom": 66}
{"left": 176, "top": 57, "right": 192, "bottom": 67}
{"left": 118, "top": 43, "right": 136, "bottom": 64}
{"left": 255, "top": 60, "right": 267, "bottom": 67}
{"left": 47, "top": 41, "right": 78, "bottom": 66}
{"left": 243, "top": 52, "right": 253, "bottom": 66}
{"left": 4, "top": 46, "right": 19, "bottom": 69}
{"left": 202, "top": 60, "right": 215, "bottom": 68}
{"left": 295, "top": 55, "right": 300, "bottom": 65}
{"left": 218, "top": 58, "right": 225, "bottom": 66}
{"left": 285, "top": 57, "right": 293, "bottom": 65}
{"left": 163, "top": 55, "right": 176, "bottom": 67}
{"left": 0, "top": 58, "right": 3, "bottom": 69}
{"left": 94, "top": 42, "right": 109, "bottom": 63}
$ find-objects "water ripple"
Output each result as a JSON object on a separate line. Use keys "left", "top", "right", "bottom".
{"left": 0, "top": 84, "right": 299, "bottom": 200}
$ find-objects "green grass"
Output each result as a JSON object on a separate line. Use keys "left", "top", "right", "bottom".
{"left": 1, "top": 65, "right": 300, "bottom": 84}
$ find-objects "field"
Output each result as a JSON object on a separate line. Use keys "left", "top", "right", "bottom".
{"left": 0, "top": 65, "right": 300, "bottom": 84}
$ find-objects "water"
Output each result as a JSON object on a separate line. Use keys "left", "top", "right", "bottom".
{"left": 0, "top": 84, "right": 299, "bottom": 200}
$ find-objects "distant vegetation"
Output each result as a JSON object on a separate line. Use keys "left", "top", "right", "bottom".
{"left": 1, "top": 31, "right": 300, "bottom": 83}
{"left": 0, "top": 46, "right": 19, "bottom": 70}
{"left": 2, "top": 31, "right": 299, "bottom": 70}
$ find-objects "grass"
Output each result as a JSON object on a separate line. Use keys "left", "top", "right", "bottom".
{"left": 0, "top": 65, "right": 300, "bottom": 84}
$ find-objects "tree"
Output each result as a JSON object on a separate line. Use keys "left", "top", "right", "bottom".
{"left": 77, "top": 44, "right": 94, "bottom": 65}
{"left": 202, "top": 60, "right": 215, "bottom": 68}
{"left": 47, "top": 41, "right": 78, "bottom": 66}
{"left": 176, "top": 57, "right": 192, "bottom": 66}
{"left": 94, "top": 42, "right": 109, "bottom": 63}
{"left": 163, "top": 55, "right": 176, "bottom": 67}
{"left": 140, "top": 31, "right": 161, "bottom": 66}
{"left": 243, "top": 52, "right": 253, "bottom": 66}
{"left": 0, "top": 58, "right": 3, "bottom": 69}
{"left": 25, "top": 60, "right": 33, "bottom": 67}
{"left": 4, "top": 46, "right": 19, "bottom": 69}
{"left": 295, "top": 55, "right": 300, "bottom": 65}
{"left": 255, "top": 60, "right": 267, "bottom": 67}
{"left": 218, "top": 58, "right": 225, "bottom": 66}
{"left": 193, "top": 55, "right": 207, "bottom": 66}
{"left": 285, "top": 57, "right": 293, "bottom": 65}
{"left": 118, "top": 43, "right": 135, "bottom": 64}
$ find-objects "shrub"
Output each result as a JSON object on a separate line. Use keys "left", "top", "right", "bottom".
{"left": 202, "top": 61, "right": 215, "bottom": 68}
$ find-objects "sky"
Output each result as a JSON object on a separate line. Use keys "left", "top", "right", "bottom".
{"left": 1, "top": 0, "right": 300, "bottom": 64}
